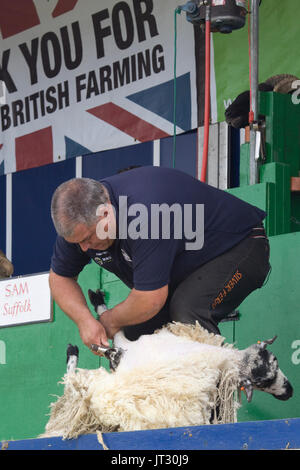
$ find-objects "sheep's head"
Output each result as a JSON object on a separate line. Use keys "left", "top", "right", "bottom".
{"left": 238, "top": 336, "right": 293, "bottom": 402}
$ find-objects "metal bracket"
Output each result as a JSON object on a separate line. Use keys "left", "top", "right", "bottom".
{"left": 220, "top": 309, "right": 240, "bottom": 323}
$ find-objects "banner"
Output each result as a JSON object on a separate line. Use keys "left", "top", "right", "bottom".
{"left": 0, "top": 0, "right": 198, "bottom": 175}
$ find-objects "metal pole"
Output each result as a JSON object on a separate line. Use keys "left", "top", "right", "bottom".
{"left": 249, "top": 0, "right": 259, "bottom": 185}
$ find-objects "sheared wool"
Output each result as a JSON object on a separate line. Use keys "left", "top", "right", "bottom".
{"left": 40, "top": 322, "right": 241, "bottom": 440}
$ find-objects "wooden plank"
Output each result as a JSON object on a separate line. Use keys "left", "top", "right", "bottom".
{"left": 198, "top": 122, "right": 229, "bottom": 189}
{"left": 218, "top": 122, "right": 229, "bottom": 190}
{"left": 207, "top": 123, "right": 219, "bottom": 188}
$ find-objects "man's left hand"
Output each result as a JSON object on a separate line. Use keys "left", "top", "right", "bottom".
{"left": 98, "top": 310, "right": 120, "bottom": 339}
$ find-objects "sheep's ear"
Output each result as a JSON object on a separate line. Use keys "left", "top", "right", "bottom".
{"left": 259, "top": 335, "right": 277, "bottom": 350}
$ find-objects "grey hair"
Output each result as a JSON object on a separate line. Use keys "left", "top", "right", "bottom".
{"left": 51, "top": 178, "right": 109, "bottom": 238}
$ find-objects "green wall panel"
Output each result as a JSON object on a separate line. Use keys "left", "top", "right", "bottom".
{"left": 227, "top": 182, "right": 275, "bottom": 235}
{"left": 235, "top": 232, "right": 300, "bottom": 422}
{"left": 228, "top": 175, "right": 290, "bottom": 237}
{"left": 259, "top": 92, "right": 300, "bottom": 176}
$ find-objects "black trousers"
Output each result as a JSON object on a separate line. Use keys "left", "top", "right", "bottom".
{"left": 123, "top": 227, "right": 271, "bottom": 340}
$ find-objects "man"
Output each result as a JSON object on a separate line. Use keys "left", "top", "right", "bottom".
{"left": 49, "top": 166, "right": 270, "bottom": 353}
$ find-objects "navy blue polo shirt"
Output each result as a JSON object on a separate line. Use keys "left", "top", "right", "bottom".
{"left": 50, "top": 166, "right": 266, "bottom": 292}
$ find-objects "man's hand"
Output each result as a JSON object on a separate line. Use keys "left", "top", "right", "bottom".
{"left": 98, "top": 310, "right": 120, "bottom": 339}
{"left": 95, "top": 286, "right": 169, "bottom": 336}
{"left": 49, "top": 271, "right": 111, "bottom": 354}
{"left": 78, "top": 314, "right": 110, "bottom": 352}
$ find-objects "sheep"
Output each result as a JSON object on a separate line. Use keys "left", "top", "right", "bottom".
{"left": 40, "top": 290, "right": 293, "bottom": 440}
{"left": 225, "top": 73, "right": 300, "bottom": 129}
{"left": 88, "top": 289, "right": 293, "bottom": 402}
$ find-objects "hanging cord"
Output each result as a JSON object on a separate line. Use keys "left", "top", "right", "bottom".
{"left": 248, "top": 0, "right": 254, "bottom": 125}
{"left": 200, "top": 5, "right": 211, "bottom": 182}
{"left": 173, "top": 7, "right": 182, "bottom": 168}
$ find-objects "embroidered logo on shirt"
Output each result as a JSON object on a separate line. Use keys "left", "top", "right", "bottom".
{"left": 121, "top": 249, "right": 132, "bottom": 263}
{"left": 94, "top": 251, "right": 113, "bottom": 266}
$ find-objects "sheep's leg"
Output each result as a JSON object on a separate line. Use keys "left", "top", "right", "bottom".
{"left": 66, "top": 344, "right": 79, "bottom": 374}
{"left": 88, "top": 289, "right": 130, "bottom": 350}
{"left": 88, "top": 289, "right": 107, "bottom": 320}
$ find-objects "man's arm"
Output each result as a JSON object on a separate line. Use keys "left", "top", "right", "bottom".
{"left": 99, "top": 285, "right": 169, "bottom": 338}
{"left": 48, "top": 269, "right": 110, "bottom": 349}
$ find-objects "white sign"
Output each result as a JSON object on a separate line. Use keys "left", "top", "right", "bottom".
{"left": 212, "top": 0, "right": 226, "bottom": 5}
{"left": 0, "top": 272, "right": 52, "bottom": 327}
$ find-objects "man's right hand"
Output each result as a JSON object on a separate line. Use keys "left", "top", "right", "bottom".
{"left": 78, "top": 314, "right": 110, "bottom": 353}
{"left": 48, "top": 271, "right": 110, "bottom": 354}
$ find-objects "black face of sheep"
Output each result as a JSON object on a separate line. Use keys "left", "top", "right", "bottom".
{"left": 224, "top": 74, "right": 300, "bottom": 129}
{"left": 239, "top": 336, "right": 293, "bottom": 402}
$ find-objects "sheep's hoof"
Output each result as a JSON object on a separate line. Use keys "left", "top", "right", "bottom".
{"left": 66, "top": 344, "right": 79, "bottom": 362}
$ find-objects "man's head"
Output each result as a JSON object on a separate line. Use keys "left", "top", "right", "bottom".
{"left": 51, "top": 178, "right": 116, "bottom": 251}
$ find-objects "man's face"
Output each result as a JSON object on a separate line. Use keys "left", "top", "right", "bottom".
{"left": 65, "top": 206, "right": 116, "bottom": 252}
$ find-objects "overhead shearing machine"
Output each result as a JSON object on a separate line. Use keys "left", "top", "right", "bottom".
{"left": 177, "top": 0, "right": 261, "bottom": 185}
